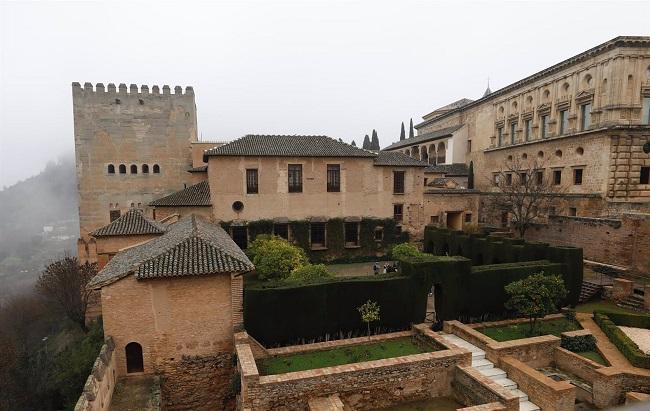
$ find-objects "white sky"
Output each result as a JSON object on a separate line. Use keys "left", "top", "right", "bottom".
{"left": 1, "top": 0, "right": 649, "bottom": 188}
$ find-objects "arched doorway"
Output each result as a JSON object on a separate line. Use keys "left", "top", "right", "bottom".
{"left": 125, "top": 342, "right": 144, "bottom": 373}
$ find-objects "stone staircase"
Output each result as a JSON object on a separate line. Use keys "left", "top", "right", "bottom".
{"left": 308, "top": 394, "right": 345, "bottom": 411}
{"left": 579, "top": 280, "right": 602, "bottom": 303}
{"left": 439, "top": 333, "right": 540, "bottom": 411}
{"left": 617, "top": 290, "right": 646, "bottom": 311}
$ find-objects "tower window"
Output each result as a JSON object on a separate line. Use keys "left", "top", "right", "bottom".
{"left": 119, "top": 164, "right": 126, "bottom": 174}
{"left": 130, "top": 164, "right": 138, "bottom": 174}
{"left": 142, "top": 164, "right": 149, "bottom": 173}
{"left": 153, "top": 164, "right": 160, "bottom": 174}
{"left": 107, "top": 164, "right": 115, "bottom": 174}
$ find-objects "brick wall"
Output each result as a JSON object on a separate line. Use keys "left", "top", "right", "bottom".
{"left": 452, "top": 366, "right": 518, "bottom": 411}
{"left": 74, "top": 337, "right": 118, "bottom": 411}
{"left": 525, "top": 212, "right": 650, "bottom": 275}
{"left": 552, "top": 347, "right": 605, "bottom": 384}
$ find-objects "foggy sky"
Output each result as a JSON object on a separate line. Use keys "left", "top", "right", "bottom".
{"left": 1, "top": 0, "right": 649, "bottom": 188}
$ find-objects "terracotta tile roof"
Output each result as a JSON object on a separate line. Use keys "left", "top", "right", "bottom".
{"left": 149, "top": 181, "right": 211, "bottom": 207}
{"left": 91, "top": 209, "right": 167, "bottom": 237}
{"left": 88, "top": 215, "right": 254, "bottom": 288}
{"left": 424, "top": 163, "right": 469, "bottom": 176}
{"left": 373, "top": 151, "right": 429, "bottom": 167}
{"left": 203, "top": 135, "right": 376, "bottom": 160}
{"left": 383, "top": 125, "right": 463, "bottom": 151}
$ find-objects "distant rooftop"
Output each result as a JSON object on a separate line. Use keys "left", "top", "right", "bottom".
{"left": 91, "top": 209, "right": 166, "bottom": 237}
{"left": 383, "top": 125, "right": 463, "bottom": 151}
{"left": 149, "top": 181, "right": 211, "bottom": 207}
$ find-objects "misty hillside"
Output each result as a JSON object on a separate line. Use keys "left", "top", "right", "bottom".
{"left": 0, "top": 155, "right": 79, "bottom": 297}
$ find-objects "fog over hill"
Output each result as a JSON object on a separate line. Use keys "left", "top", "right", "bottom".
{"left": 0, "top": 154, "right": 78, "bottom": 298}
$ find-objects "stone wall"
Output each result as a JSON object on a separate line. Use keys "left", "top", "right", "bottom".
{"left": 553, "top": 347, "right": 605, "bottom": 384}
{"left": 452, "top": 366, "right": 518, "bottom": 411}
{"left": 74, "top": 337, "right": 117, "bottom": 411}
{"left": 500, "top": 357, "right": 575, "bottom": 411}
{"left": 237, "top": 327, "right": 471, "bottom": 411}
{"left": 423, "top": 190, "right": 480, "bottom": 228}
{"left": 525, "top": 212, "right": 650, "bottom": 275}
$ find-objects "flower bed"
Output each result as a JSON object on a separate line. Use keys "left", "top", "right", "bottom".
{"left": 478, "top": 317, "right": 581, "bottom": 342}
{"left": 256, "top": 335, "right": 439, "bottom": 375}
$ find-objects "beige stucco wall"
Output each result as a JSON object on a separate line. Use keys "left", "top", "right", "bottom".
{"left": 72, "top": 83, "right": 198, "bottom": 239}
{"left": 153, "top": 206, "right": 214, "bottom": 223}
{"left": 423, "top": 192, "right": 480, "bottom": 228}
{"left": 207, "top": 156, "right": 425, "bottom": 233}
{"left": 100, "top": 273, "right": 238, "bottom": 377}
{"left": 94, "top": 234, "right": 160, "bottom": 268}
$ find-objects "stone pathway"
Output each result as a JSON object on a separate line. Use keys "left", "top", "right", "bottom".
{"left": 109, "top": 375, "right": 160, "bottom": 411}
{"left": 619, "top": 326, "right": 650, "bottom": 355}
{"left": 438, "top": 333, "right": 540, "bottom": 411}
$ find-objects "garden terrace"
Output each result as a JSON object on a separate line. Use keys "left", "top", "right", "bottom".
{"left": 478, "top": 317, "right": 582, "bottom": 342}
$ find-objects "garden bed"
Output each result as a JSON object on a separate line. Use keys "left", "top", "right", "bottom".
{"left": 576, "top": 350, "right": 608, "bottom": 365}
{"left": 256, "top": 335, "right": 439, "bottom": 375}
{"left": 478, "top": 318, "right": 581, "bottom": 342}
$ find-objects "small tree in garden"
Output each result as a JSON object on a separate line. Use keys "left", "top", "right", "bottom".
{"left": 390, "top": 242, "right": 425, "bottom": 260}
{"left": 247, "top": 235, "right": 308, "bottom": 280}
{"left": 505, "top": 272, "right": 567, "bottom": 336}
{"left": 358, "top": 300, "right": 381, "bottom": 338}
{"left": 285, "top": 264, "right": 333, "bottom": 283}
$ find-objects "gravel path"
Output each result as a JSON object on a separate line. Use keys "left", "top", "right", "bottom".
{"left": 619, "top": 326, "right": 650, "bottom": 355}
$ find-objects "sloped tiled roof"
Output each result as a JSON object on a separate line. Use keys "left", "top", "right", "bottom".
{"left": 88, "top": 215, "right": 254, "bottom": 288}
{"left": 383, "top": 125, "right": 463, "bottom": 151}
{"left": 149, "top": 181, "right": 211, "bottom": 207}
{"left": 91, "top": 209, "right": 167, "bottom": 237}
{"left": 423, "top": 98, "right": 474, "bottom": 118}
{"left": 188, "top": 165, "right": 208, "bottom": 172}
{"left": 373, "top": 151, "right": 429, "bottom": 167}
{"left": 203, "top": 135, "right": 376, "bottom": 160}
{"left": 424, "top": 163, "right": 469, "bottom": 176}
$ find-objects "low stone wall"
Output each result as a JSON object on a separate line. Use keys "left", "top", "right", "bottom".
{"left": 74, "top": 337, "right": 117, "bottom": 411}
{"left": 456, "top": 403, "right": 507, "bottom": 411}
{"left": 553, "top": 347, "right": 605, "bottom": 384}
{"left": 500, "top": 357, "right": 575, "bottom": 411}
{"left": 237, "top": 325, "right": 471, "bottom": 411}
{"left": 444, "top": 318, "right": 560, "bottom": 367}
{"left": 592, "top": 369, "right": 650, "bottom": 409}
{"left": 626, "top": 391, "right": 650, "bottom": 403}
{"left": 452, "top": 366, "right": 518, "bottom": 411}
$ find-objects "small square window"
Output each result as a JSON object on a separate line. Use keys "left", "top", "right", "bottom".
{"left": 569, "top": 207, "right": 577, "bottom": 216}
{"left": 374, "top": 227, "right": 384, "bottom": 241}
{"left": 109, "top": 210, "right": 121, "bottom": 222}
{"left": 430, "top": 215, "right": 439, "bottom": 224}
{"left": 394, "top": 204, "right": 403, "bottom": 222}
{"left": 464, "top": 213, "right": 472, "bottom": 223}
{"left": 574, "top": 169, "right": 583, "bottom": 185}
{"left": 640, "top": 166, "right": 650, "bottom": 184}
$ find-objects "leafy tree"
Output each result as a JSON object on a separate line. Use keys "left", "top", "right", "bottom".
{"left": 468, "top": 161, "right": 474, "bottom": 189}
{"left": 285, "top": 264, "right": 333, "bottom": 283}
{"left": 390, "top": 242, "right": 424, "bottom": 260}
{"left": 491, "top": 158, "right": 562, "bottom": 238}
{"left": 358, "top": 299, "right": 380, "bottom": 338}
{"left": 370, "top": 129, "right": 380, "bottom": 150}
{"left": 400, "top": 122, "right": 405, "bottom": 140}
{"left": 362, "top": 135, "right": 371, "bottom": 149}
{"left": 36, "top": 256, "right": 97, "bottom": 332}
{"left": 504, "top": 272, "right": 568, "bottom": 336}
{"left": 409, "top": 118, "right": 414, "bottom": 138}
{"left": 248, "top": 235, "right": 308, "bottom": 280}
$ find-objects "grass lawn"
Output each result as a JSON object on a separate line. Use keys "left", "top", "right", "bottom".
{"left": 577, "top": 350, "right": 609, "bottom": 366}
{"left": 576, "top": 300, "right": 639, "bottom": 315}
{"left": 256, "top": 336, "right": 437, "bottom": 375}
{"left": 478, "top": 318, "right": 581, "bottom": 342}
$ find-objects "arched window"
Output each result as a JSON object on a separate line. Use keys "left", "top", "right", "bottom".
{"left": 153, "top": 164, "right": 160, "bottom": 174}
{"left": 130, "top": 164, "right": 138, "bottom": 174}
{"left": 125, "top": 342, "right": 144, "bottom": 373}
{"left": 428, "top": 145, "right": 435, "bottom": 165}
{"left": 420, "top": 146, "right": 428, "bottom": 163}
{"left": 107, "top": 164, "right": 115, "bottom": 174}
{"left": 142, "top": 164, "right": 149, "bottom": 174}
{"left": 436, "top": 142, "right": 446, "bottom": 165}
{"left": 119, "top": 164, "right": 126, "bottom": 174}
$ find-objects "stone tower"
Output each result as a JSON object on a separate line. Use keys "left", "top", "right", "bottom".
{"left": 72, "top": 82, "right": 198, "bottom": 240}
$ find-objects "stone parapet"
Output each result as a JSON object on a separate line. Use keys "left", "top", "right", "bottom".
{"left": 74, "top": 337, "right": 117, "bottom": 411}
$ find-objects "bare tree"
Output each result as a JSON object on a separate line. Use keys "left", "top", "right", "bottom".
{"left": 35, "top": 256, "right": 97, "bottom": 332}
{"left": 490, "top": 158, "right": 562, "bottom": 238}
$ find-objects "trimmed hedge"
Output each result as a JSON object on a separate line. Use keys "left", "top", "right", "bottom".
{"left": 594, "top": 312, "right": 650, "bottom": 369}
{"left": 594, "top": 310, "right": 650, "bottom": 329}
{"left": 560, "top": 334, "right": 597, "bottom": 352}
{"left": 423, "top": 226, "right": 583, "bottom": 305}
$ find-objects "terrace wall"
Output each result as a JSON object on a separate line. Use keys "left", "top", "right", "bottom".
{"left": 237, "top": 327, "right": 471, "bottom": 411}
{"left": 74, "top": 338, "right": 117, "bottom": 411}
{"left": 452, "top": 366, "right": 519, "bottom": 411}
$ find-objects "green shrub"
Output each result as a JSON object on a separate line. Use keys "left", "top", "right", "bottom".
{"left": 560, "top": 333, "right": 597, "bottom": 352}
{"left": 594, "top": 310, "right": 650, "bottom": 329}
{"left": 285, "top": 264, "right": 333, "bottom": 283}
{"left": 390, "top": 243, "right": 425, "bottom": 260}
{"left": 594, "top": 312, "right": 650, "bottom": 369}
{"left": 248, "top": 235, "right": 309, "bottom": 280}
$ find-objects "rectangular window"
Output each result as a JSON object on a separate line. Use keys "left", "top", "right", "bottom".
{"left": 374, "top": 227, "right": 384, "bottom": 241}
{"left": 510, "top": 122, "right": 517, "bottom": 144}
{"left": 310, "top": 222, "right": 326, "bottom": 248}
{"left": 246, "top": 169, "right": 258, "bottom": 194}
{"left": 273, "top": 223, "right": 289, "bottom": 240}
{"left": 525, "top": 119, "right": 533, "bottom": 141}
{"left": 536, "top": 170, "right": 543, "bottom": 185}
{"left": 231, "top": 226, "right": 248, "bottom": 250}
{"left": 423, "top": 178, "right": 428, "bottom": 186}
{"left": 493, "top": 173, "right": 500, "bottom": 186}
{"left": 640, "top": 166, "right": 650, "bottom": 184}
{"left": 520, "top": 172, "right": 527, "bottom": 184}
{"left": 580, "top": 103, "right": 592, "bottom": 131}
{"left": 109, "top": 210, "right": 121, "bottom": 222}
{"left": 574, "top": 168, "right": 583, "bottom": 185}
{"left": 430, "top": 215, "right": 439, "bottom": 224}
{"left": 569, "top": 207, "right": 577, "bottom": 216}
{"left": 288, "top": 164, "right": 302, "bottom": 193}
{"left": 541, "top": 115, "right": 550, "bottom": 138}
{"left": 344, "top": 222, "right": 360, "bottom": 247}
{"left": 393, "top": 204, "right": 403, "bottom": 222}
{"left": 553, "top": 170, "right": 562, "bottom": 185}
{"left": 464, "top": 213, "right": 472, "bottom": 223}
{"left": 467, "top": 140, "right": 472, "bottom": 152}
{"left": 393, "top": 171, "right": 405, "bottom": 194}
{"left": 506, "top": 173, "right": 512, "bottom": 186}
{"left": 327, "top": 164, "right": 340, "bottom": 192}
{"left": 642, "top": 96, "right": 650, "bottom": 125}
{"left": 497, "top": 127, "right": 504, "bottom": 146}
{"left": 559, "top": 110, "right": 569, "bottom": 135}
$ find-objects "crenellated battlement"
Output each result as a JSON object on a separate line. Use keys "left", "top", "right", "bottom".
{"left": 72, "top": 82, "right": 194, "bottom": 96}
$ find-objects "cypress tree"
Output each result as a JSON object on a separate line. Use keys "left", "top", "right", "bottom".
{"left": 370, "top": 129, "right": 380, "bottom": 150}
{"left": 409, "top": 118, "right": 414, "bottom": 139}
{"left": 362, "top": 135, "right": 371, "bottom": 149}
{"left": 468, "top": 161, "right": 475, "bottom": 189}
{"left": 400, "top": 122, "right": 405, "bottom": 141}
{"left": 351, "top": 140, "right": 357, "bottom": 147}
